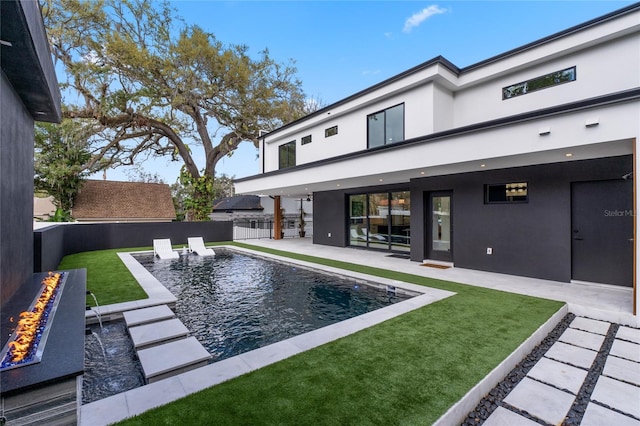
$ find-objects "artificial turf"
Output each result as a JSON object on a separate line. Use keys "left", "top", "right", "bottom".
{"left": 58, "top": 247, "right": 149, "bottom": 306}
{"left": 62, "top": 241, "right": 562, "bottom": 425}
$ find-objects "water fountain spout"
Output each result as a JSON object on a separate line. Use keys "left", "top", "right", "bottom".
{"left": 87, "top": 291, "right": 104, "bottom": 332}
{"left": 90, "top": 331, "right": 107, "bottom": 362}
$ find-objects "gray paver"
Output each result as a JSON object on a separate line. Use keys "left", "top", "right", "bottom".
{"left": 544, "top": 341, "right": 598, "bottom": 369}
{"left": 137, "top": 336, "right": 212, "bottom": 383}
{"left": 581, "top": 403, "right": 640, "bottom": 426}
{"left": 482, "top": 407, "right": 541, "bottom": 426}
{"left": 128, "top": 318, "right": 190, "bottom": 349}
{"left": 526, "top": 357, "right": 588, "bottom": 394}
{"left": 123, "top": 304, "right": 175, "bottom": 327}
{"left": 503, "top": 377, "right": 575, "bottom": 425}
{"left": 570, "top": 317, "right": 611, "bottom": 335}
{"left": 558, "top": 328, "right": 605, "bottom": 351}
{"left": 617, "top": 326, "right": 640, "bottom": 344}
{"left": 610, "top": 339, "right": 640, "bottom": 362}
{"left": 603, "top": 354, "right": 640, "bottom": 386}
{"left": 591, "top": 375, "right": 640, "bottom": 418}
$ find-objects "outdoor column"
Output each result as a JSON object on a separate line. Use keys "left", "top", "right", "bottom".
{"left": 274, "top": 196, "right": 282, "bottom": 240}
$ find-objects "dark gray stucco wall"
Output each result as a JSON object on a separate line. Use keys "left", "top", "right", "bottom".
{"left": 0, "top": 72, "right": 35, "bottom": 305}
{"left": 312, "top": 191, "right": 347, "bottom": 247}
{"left": 34, "top": 221, "right": 233, "bottom": 273}
{"left": 410, "top": 155, "right": 633, "bottom": 282}
{"left": 312, "top": 155, "right": 632, "bottom": 283}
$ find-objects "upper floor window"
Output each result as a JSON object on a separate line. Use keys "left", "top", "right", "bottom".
{"left": 278, "top": 141, "right": 296, "bottom": 169}
{"left": 301, "top": 134, "right": 312, "bottom": 145}
{"left": 325, "top": 126, "right": 338, "bottom": 138}
{"left": 503, "top": 66, "right": 576, "bottom": 100}
{"left": 367, "top": 103, "right": 404, "bottom": 148}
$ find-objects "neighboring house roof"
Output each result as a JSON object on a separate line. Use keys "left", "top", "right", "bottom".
{"left": 212, "top": 195, "right": 264, "bottom": 212}
{"left": 72, "top": 180, "right": 176, "bottom": 221}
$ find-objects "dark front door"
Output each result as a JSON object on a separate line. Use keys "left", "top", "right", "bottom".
{"left": 427, "top": 191, "right": 453, "bottom": 262}
{"left": 572, "top": 180, "right": 633, "bottom": 287}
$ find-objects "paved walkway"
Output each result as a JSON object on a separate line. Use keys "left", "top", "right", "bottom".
{"left": 81, "top": 238, "right": 639, "bottom": 425}
{"left": 484, "top": 316, "right": 640, "bottom": 425}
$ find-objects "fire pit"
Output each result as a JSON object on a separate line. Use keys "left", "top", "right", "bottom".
{"left": 1, "top": 272, "right": 66, "bottom": 370}
{"left": 0, "top": 270, "right": 86, "bottom": 425}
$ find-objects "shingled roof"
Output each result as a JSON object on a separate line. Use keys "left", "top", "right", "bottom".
{"left": 72, "top": 180, "right": 176, "bottom": 222}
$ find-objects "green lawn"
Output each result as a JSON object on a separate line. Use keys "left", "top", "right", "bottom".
{"left": 62, "top": 242, "right": 563, "bottom": 425}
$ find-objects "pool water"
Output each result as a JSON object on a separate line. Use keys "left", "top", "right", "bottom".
{"left": 83, "top": 321, "right": 144, "bottom": 404}
{"left": 83, "top": 249, "right": 413, "bottom": 403}
{"left": 134, "top": 249, "right": 412, "bottom": 362}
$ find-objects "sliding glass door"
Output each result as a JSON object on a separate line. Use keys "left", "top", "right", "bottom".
{"left": 348, "top": 191, "right": 410, "bottom": 252}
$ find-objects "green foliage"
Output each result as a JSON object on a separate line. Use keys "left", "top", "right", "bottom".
{"left": 42, "top": 0, "right": 313, "bottom": 194}
{"left": 178, "top": 167, "right": 215, "bottom": 221}
{"left": 34, "top": 120, "right": 94, "bottom": 216}
{"left": 172, "top": 170, "right": 235, "bottom": 221}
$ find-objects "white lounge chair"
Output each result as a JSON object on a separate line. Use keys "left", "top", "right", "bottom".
{"left": 188, "top": 237, "right": 215, "bottom": 257}
{"left": 153, "top": 239, "right": 179, "bottom": 259}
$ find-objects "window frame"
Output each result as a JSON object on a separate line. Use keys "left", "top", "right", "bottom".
{"left": 301, "top": 134, "right": 312, "bottom": 145}
{"left": 278, "top": 140, "right": 296, "bottom": 169}
{"left": 367, "top": 103, "right": 405, "bottom": 148}
{"left": 484, "top": 182, "right": 529, "bottom": 204}
{"left": 325, "top": 126, "right": 338, "bottom": 138}
{"left": 502, "top": 66, "right": 576, "bottom": 100}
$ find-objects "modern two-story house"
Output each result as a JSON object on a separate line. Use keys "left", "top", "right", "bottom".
{"left": 235, "top": 4, "right": 640, "bottom": 311}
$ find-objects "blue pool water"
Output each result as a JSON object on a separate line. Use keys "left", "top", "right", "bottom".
{"left": 134, "top": 249, "right": 412, "bottom": 362}
{"left": 83, "top": 249, "right": 412, "bottom": 403}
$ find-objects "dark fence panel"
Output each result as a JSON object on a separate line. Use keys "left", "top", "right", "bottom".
{"left": 34, "top": 221, "right": 233, "bottom": 272}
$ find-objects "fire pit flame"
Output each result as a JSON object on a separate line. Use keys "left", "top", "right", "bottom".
{"left": 1, "top": 272, "right": 65, "bottom": 369}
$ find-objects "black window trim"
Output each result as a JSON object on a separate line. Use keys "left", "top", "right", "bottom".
{"left": 484, "top": 182, "right": 529, "bottom": 204}
{"left": 367, "top": 102, "right": 405, "bottom": 149}
{"left": 502, "top": 66, "right": 576, "bottom": 100}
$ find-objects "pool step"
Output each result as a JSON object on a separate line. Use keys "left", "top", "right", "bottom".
{"left": 122, "top": 304, "right": 212, "bottom": 384}
{"left": 123, "top": 304, "right": 175, "bottom": 327}
{"left": 137, "top": 337, "right": 212, "bottom": 383}
{"left": 128, "top": 318, "right": 190, "bottom": 350}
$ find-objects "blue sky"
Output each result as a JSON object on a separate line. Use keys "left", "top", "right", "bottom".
{"left": 96, "top": 0, "right": 635, "bottom": 183}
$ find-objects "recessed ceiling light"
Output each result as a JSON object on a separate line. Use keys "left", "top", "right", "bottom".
{"left": 379, "top": 178, "right": 383, "bottom": 182}
{"left": 336, "top": 184, "right": 340, "bottom": 187}
{"left": 565, "top": 153, "right": 573, "bottom": 157}
{"left": 480, "top": 164, "right": 486, "bottom": 168}
{"left": 420, "top": 171, "right": 425, "bottom": 175}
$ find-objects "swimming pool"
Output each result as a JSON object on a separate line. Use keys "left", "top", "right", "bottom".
{"left": 83, "top": 249, "right": 416, "bottom": 403}
{"left": 133, "top": 249, "right": 413, "bottom": 362}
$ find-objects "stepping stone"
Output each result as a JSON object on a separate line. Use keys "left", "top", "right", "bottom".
{"left": 544, "top": 341, "right": 598, "bottom": 369}
{"left": 570, "top": 317, "right": 610, "bottom": 335}
{"left": 610, "top": 339, "right": 640, "bottom": 362}
{"left": 616, "top": 326, "right": 640, "bottom": 344}
{"left": 558, "top": 328, "right": 605, "bottom": 351}
{"left": 123, "top": 305, "right": 175, "bottom": 327}
{"left": 137, "top": 336, "right": 212, "bottom": 384}
{"left": 129, "top": 318, "right": 190, "bottom": 350}
{"left": 591, "top": 376, "right": 640, "bottom": 419}
{"left": 504, "top": 377, "right": 574, "bottom": 426}
{"left": 526, "top": 357, "right": 588, "bottom": 394}
{"left": 483, "top": 407, "right": 540, "bottom": 426}
{"left": 603, "top": 355, "right": 640, "bottom": 386}
{"left": 582, "top": 403, "right": 640, "bottom": 426}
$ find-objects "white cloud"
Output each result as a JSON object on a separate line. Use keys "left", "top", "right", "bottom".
{"left": 403, "top": 5, "right": 447, "bottom": 33}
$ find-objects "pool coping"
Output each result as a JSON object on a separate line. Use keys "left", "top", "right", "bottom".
{"left": 80, "top": 245, "right": 456, "bottom": 425}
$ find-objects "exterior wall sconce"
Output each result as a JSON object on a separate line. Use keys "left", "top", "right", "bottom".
{"left": 585, "top": 118, "right": 599, "bottom": 127}
{"left": 539, "top": 127, "right": 551, "bottom": 136}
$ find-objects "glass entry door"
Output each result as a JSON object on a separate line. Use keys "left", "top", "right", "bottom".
{"left": 428, "top": 192, "right": 452, "bottom": 262}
